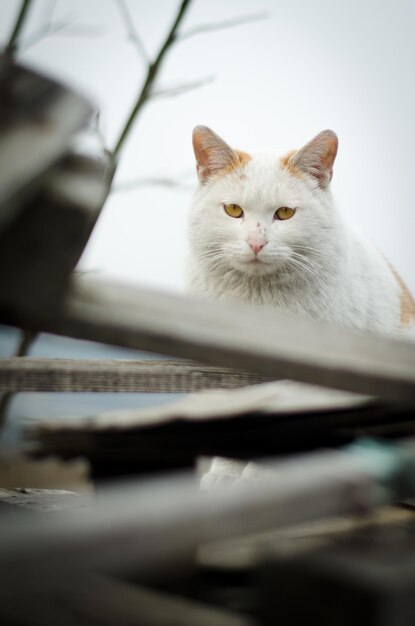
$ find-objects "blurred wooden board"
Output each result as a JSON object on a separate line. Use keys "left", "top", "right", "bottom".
{"left": 198, "top": 505, "right": 415, "bottom": 572}
{"left": 260, "top": 509, "right": 415, "bottom": 626}
{"left": 0, "top": 488, "right": 92, "bottom": 513}
{"left": 0, "top": 153, "right": 113, "bottom": 318}
{"left": 0, "top": 570, "right": 254, "bottom": 626}
{"left": 26, "top": 380, "right": 415, "bottom": 475}
{"left": 0, "top": 56, "right": 93, "bottom": 229}
{"left": 0, "top": 357, "right": 272, "bottom": 392}
{"left": 14, "top": 275, "right": 415, "bottom": 403}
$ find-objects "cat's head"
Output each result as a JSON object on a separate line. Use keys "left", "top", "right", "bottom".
{"left": 189, "top": 126, "right": 339, "bottom": 280}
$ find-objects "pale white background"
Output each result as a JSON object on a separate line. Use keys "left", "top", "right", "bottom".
{"left": 1, "top": 0, "right": 414, "bottom": 293}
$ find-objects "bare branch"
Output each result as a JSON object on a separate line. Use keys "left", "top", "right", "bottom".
{"left": 114, "top": 0, "right": 150, "bottom": 65}
{"left": 90, "top": 112, "right": 108, "bottom": 153}
{"left": 112, "top": 0, "right": 194, "bottom": 159}
{"left": 151, "top": 75, "right": 214, "bottom": 99}
{"left": 20, "top": 19, "right": 103, "bottom": 52}
{"left": 4, "top": 0, "right": 33, "bottom": 57}
{"left": 50, "top": 23, "right": 104, "bottom": 38}
{"left": 113, "top": 176, "right": 194, "bottom": 193}
{"left": 178, "top": 11, "right": 269, "bottom": 41}
{"left": 35, "top": 0, "right": 59, "bottom": 32}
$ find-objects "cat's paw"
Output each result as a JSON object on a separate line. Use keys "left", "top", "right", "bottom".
{"left": 200, "top": 457, "right": 247, "bottom": 491}
{"left": 200, "top": 469, "right": 239, "bottom": 491}
{"left": 200, "top": 459, "right": 265, "bottom": 491}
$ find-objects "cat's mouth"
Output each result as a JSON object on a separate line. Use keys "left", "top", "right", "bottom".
{"left": 235, "top": 255, "right": 279, "bottom": 275}
{"left": 240, "top": 256, "right": 267, "bottom": 265}
{"left": 245, "top": 254, "right": 274, "bottom": 265}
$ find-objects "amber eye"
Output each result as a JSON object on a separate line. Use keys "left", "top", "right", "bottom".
{"left": 223, "top": 203, "right": 244, "bottom": 218}
{"left": 275, "top": 207, "right": 296, "bottom": 220}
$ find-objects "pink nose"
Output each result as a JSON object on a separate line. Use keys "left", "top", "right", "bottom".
{"left": 247, "top": 240, "right": 267, "bottom": 255}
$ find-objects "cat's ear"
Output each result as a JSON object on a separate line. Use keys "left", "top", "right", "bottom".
{"left": 291, "top": 130, "right": 338, "bottom": 189}
{"left": 192, "top": 126, "right": 238, "bottom": 183}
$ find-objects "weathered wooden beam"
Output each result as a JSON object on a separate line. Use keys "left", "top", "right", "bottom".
{"left": 0, "top": 572, "right": 254, "bottom": 626}
{"left": 14, "top": 275, "right": 415, "bottom": 403}
{"left": 260, "top": 516, "right": 415, "bottom": 626}
{"left": 0, "top": 154, "right": 113, "bottom": 318}
{"left": 0, "top": 488, "right": 92, "bottom": 513}
{"left": 0, "top": 57, "right": 93, "bottom": 229}
{"left": 199, "top": 505, "right": 415, "bottom": 573}
{"left": 0, "top": 357, "right": 272, "bottom": 392}
{"left": 29, "top": 396, "right": 415, "bottom": 475}
{"left": 1, "top": 440, "right": 415, "bottom": 577}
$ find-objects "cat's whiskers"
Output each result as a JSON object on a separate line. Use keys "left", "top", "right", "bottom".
{"left": 292, "top": 244, "right": 332, "bottom": 258}
{"left": 287, "top": 253, "right": 327, "bottom": 288}
{"left": 289, "top": 250, "right": 323, "bottom": 271}
{"left": 194, "top": 248, "right": 237, "bottom": 276}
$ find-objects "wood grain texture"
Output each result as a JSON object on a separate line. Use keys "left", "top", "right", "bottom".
{"left": 0, "top": 488, "right": 92, "bottom": 513}
{"left": 0, "top": 57, "right": 93, "bottom": 229}
{"left": 18, "top": 275, "right": 415, "bottom": 403}
{"left": 0, "top": 357, "right": 272, "bottom": 392}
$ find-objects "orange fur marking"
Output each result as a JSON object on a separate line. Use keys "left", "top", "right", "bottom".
{"left": 220, "top": 149, "right": 251, "bottom": 177}
{"left": 278, "top": 150, "right": 305, "bottom": 179}
{"left": 388, "top": 263, "right": 415, "bottom": 328}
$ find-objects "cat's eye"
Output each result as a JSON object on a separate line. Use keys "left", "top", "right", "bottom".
{"left": 275, "top": 207, "right": 296, "bottom": 220}
{"left": 223, "top": 203, "right": 244, "bottom": 218}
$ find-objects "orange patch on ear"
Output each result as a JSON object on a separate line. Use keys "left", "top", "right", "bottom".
{"left": 388, "top": 263, "right": 415, "bottom": 329}
{"left": 192, "top": 126, "right": 251, "bottom": 183}
{"left": 220, "top": 149, "right": 251, "bottom": 177}
{"left": 278, "top": 150, "right": 305, "bottom": 179}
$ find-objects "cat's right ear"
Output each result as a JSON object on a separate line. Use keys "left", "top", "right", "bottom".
{"left": 192, "top": 126, "right": 237, "bottom": 183}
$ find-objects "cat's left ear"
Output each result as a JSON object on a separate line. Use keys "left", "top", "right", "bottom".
{"left": 291, "top": 130, "right": 338, "bottom": 189}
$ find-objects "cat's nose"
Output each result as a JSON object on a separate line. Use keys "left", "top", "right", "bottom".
{"left": 247, "top": 239, "right": 267, "bottom": 255}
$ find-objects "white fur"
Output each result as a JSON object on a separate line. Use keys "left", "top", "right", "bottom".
{"left": 188, "top": 149, "right": 408, "bottom": 336}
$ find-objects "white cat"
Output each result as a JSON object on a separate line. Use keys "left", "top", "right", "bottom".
{"left": 188, "top": 126, "right": 415, "bottom": 488}
{"left": 189, "top": 125, "right": 415, "bottom": 335}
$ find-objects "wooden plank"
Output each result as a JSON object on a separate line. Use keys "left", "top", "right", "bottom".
{"left": 14, "top": 275, "right": 415, "bottom": 403}
{"left": 28, "top": 398, "right": 414, "bottom": 476}
{"left": 59, "top": 575, "right": 254, "bottom": 626}
{"left": 0, "top": 572, "right": 254, "bottom": 626}
{"left": 50, "top": 575, "right": 254, "bottom": 626}
{"left": 0, "top": 57, "right": 93, "bottom": 229}
{"left": 0, "top": 154, "right": 114, "bottom": 317}
{"left": 0, "top": 357, "right": 272, "bottom": 392}
{"left": 198, "top": 505, "right": 415, "bottom": 572}
{"left": 0, "top": 488, "right": 92, "bottom": 513}
{"left": 260, "top": 517, "right": 415, "bottom": 626}
{"left": 1, "top": 440, "right": 414, "bottom": 577}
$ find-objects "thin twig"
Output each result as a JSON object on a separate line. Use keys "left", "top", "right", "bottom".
{"left": 115, "top": 0, "right": 150, "bottom": 64}
{"left": 20, "top": 20, "right": 103, "bottom": 52}
{"left": 152, "top": 75, "right": 214, "bottom": 99}
{"left": 4, "top": 0, "right": 33, "bottom": 57}
{"left": 90, "top": 112, "right": 108, "bottom": 153}
{"left": 113, "top": 176, "right": 194, "bottom": 193}
{"left": 112, "top": 0, "right": 193, "bottom": 159}
{"left": 178, "top": 11, "right": 269, "bottom": 41}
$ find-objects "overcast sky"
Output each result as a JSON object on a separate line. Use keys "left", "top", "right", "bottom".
{"left": 1, "top": 0, "right": 414, "bottom": 293}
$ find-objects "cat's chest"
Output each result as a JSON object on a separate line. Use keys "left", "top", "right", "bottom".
{"left": 204, "top": 273, "right": 329, "bottom": 318}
